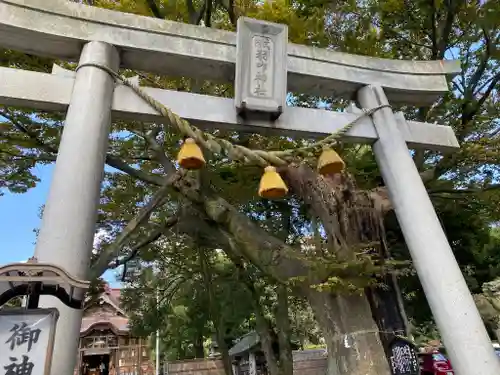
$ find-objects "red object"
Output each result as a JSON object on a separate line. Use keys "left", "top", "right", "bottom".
{"left": 419, "top": 351, "right": 454, "bottom": 375}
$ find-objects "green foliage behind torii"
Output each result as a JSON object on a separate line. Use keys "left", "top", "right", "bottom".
{"left": 1, "top": 0, "right": 500, "bottom": 373}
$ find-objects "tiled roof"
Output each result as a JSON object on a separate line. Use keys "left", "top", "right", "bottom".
{"left": 81, "top": 285, "right": 129, "bottom": 335}
{"left": 80, "top": 315, "right": 130, "bottom": 334}
{"left": 228, "top": 331, "right": 260, "bottom": 357}
{"left": 108, "top": 288, "right": 121, "bottom": 306}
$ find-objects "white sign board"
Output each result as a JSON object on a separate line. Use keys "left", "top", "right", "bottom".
{"left": 0, "top": 309, "right": 59, "bottom": 375}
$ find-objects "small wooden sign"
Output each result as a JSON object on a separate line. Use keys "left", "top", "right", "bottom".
{"left": 388, "top": 336, "right": 420, "bottom": 375}
{"left": 0, "top": 308, "right": 59, "bottom": 375}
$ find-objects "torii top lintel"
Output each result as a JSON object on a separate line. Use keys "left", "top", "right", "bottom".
{"left": 0, "top": 0, "right": 460, "bottom": 106}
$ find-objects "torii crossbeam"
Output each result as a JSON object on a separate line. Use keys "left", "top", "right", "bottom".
{"left": 0, "top": 65, "right": 459, "bottom": 152}
{"left": 0, "top": 1, "right": 497, "bottom": 375}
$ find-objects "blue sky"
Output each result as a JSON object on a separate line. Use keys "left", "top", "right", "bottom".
{"left": 0, "top": 164, "right": 52, "bottom": 264}
{"left": 0, "top": 163, "right": 120, "bottom": 287}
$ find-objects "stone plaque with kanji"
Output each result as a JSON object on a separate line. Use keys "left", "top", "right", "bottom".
{"left": 235, "top": 17, "right": 288, "bottom": 116}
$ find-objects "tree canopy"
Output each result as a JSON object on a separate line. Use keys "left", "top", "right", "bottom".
{"left": 1, "top": 0, "right": 499, "bottom": 374}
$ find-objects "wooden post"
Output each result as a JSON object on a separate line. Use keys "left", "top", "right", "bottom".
{"left": 138, "top": 338, "right": 142, "bottom": 375}
{"left": 248, "top": 352, "right": 257, "bottom": 375}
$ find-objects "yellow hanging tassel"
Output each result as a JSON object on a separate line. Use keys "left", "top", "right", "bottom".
{"left": 258, "top": 166, "right": 288, "bottom": 199}
{"left": 317, "top": 147, "right": 345, "bottom": 176}
{"left": 177, "top": 138, "right": 206, "bottom": 170}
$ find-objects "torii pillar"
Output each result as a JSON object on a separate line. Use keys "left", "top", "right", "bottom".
{"left": 0, "top": 1, "right": 498, "bottom": 375}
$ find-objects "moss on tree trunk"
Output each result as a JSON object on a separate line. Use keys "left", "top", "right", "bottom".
{"left": 305, "top": 288, "right": 391, "bottom": 375}
{"left": 171, "top": 165, "right": 400, "bottom": 375}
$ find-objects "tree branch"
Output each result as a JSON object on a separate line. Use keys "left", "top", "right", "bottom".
{"left": 1, "top": 108, "right": 164, "bottom": 186}
{"left": 459, "top": 70, "right": 500, "bottom": 141}
{"left": 215, "top": 0, "right": 236, "bottom": 26}
{"left": 204, "top": 0, "right": 213, "bottom": 27}
{"left": 108, "top": 219, "right": 174, "bottom": 272}
{"left": 428, "top": 184, "right": 500, "bottom": 195}
{"left": 155, "top": 276, "right": 188, "bottom": 308}
{"left": 428, "top": 0, "right": 439, "bottom": 58}
{"left": 196, "top": 2, "right": 207, "bottom": 26}
{"left": 230, "top": 257, "right": 281, "bottom": 375}
{"left": 171, "top": 174, "right": 309, "bottom": 282}
{"left": 276, "top": 284, "right": 293, "bottom": 375}
{"left": 186, "top": 0, "right": 207, "bottom": 25}
{"left": 105, "top": 155, "right": 164, "bottom": 186}
{"left": 474, "top": 71, "right": 500, "bottom": 110}
{"left": 468, "top": 28, "right": 492, "bottom": 98}
{"left": 142, "top": 126, "right": 176, "bottom": 175}
{"left": 437, "top": 0, "right": 460, "bottom": 58}
{"left": 0, "top": 109, "right": 58, "bottom": 154}
{"left": 0, "top": 150, "right": 56, "bottom": 163}
{"left": 89, "top": 175, "right": 180, "bottom": 279}
{"left": 145, "top": 0, "right": 163, "bottom": 19}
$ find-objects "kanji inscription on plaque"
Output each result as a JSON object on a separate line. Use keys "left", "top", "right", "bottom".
{"left": 235, "top": 17, "right": 288, "bottom": 116}
{"left": 0, "top": 309, "right": 58, "bottom": 375}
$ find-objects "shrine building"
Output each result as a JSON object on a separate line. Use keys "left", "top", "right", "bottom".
{"left": 75, "top": 285, "right": 154, "bottom": 375}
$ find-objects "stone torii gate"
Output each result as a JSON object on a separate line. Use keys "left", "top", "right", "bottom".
{"left": 0, "top": 0, "right": 498, "bottom": 374}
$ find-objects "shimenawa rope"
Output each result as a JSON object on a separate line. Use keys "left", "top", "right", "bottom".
{"left": 76, "top": 63, "right": 390, "bottom": 167}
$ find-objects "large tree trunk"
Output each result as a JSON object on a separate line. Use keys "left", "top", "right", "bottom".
{"left": 254, "top": 307, "right": 281, "bottom": 375}
{"left": 232, "top": 258, "right": 281, "bottom": 375}
{"left": 195, "top": 331, "right": 205, "bottom": 358}
{"left": 285, "top": 166, "right": 394, "bottom": 375}
{"left": 367, "top": 275, "right": 409, "bottom": 353}
{"left": 304, "top": 288, "right": 391, "bottom": 375}
{"left": 199, "top": 248, "right": 233, "bottom": 375}
{"left": 172, "top": 168, "right": 398, "bottom": 375}
{"left": 276, "top": 285, "right": 293, "bottom": 375}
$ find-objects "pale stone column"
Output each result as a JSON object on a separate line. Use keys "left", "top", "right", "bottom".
{"left": 358, "top": 84, "right": 500, "bottom": 375}
{"left": 34, "top": 41, "right": 119, "bottom": 375}
{"left": 248, "top": 352, "right": 257, "bottom": 375}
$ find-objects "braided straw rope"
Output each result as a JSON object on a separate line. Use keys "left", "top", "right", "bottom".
{"left": 76, "top": 63, "right": 390, "bottom": 167}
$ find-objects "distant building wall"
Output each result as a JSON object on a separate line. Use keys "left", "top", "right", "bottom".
{"left": 167, "top": 358, "right": 225, "bottom": 375}
{"left": 292, "top": 349, "right": 327, "bottom": 375}
{"left": 166, "top": 349, "right": 327, "bottom": 375}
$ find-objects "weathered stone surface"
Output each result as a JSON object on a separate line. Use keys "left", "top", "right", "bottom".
{"left": 0, "top": 66, "right": 460, "bottom": 152}
{"left": 166, "top": 353, "right": 328, "bottom": 375}
{"left": 235, "top": 17, "right": 288, "bottom": 115}
{"left": 0, "top": 0, "right": 460, "bottom": 105}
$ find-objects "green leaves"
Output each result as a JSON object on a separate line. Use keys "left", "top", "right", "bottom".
{"left": 1, "top": 0, "right": 500, "bottom": 358}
